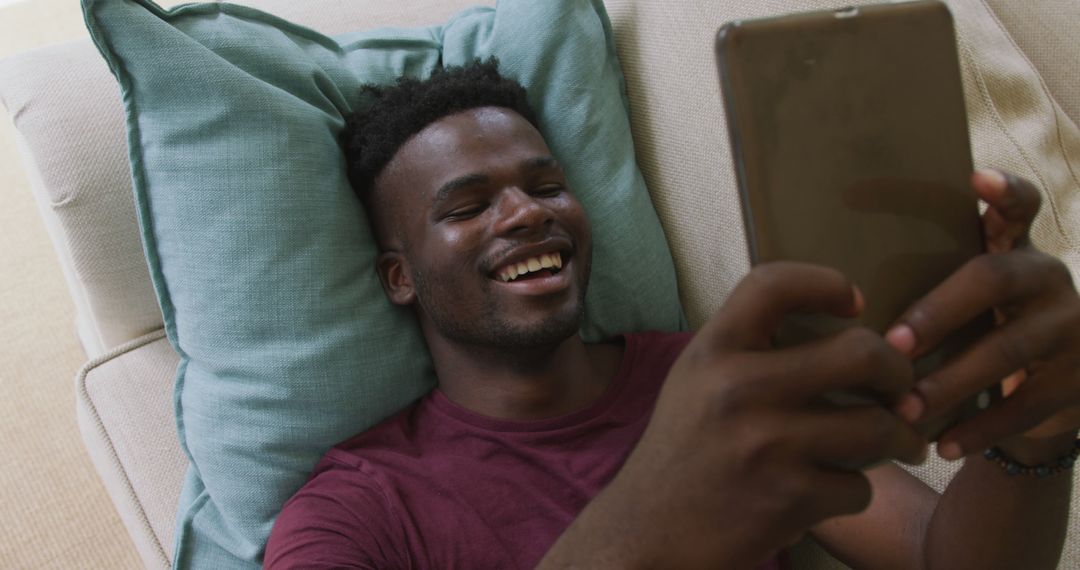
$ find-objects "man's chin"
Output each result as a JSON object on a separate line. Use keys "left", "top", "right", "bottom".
{"left": 465, "top": 300, "right": 581, "bottom": 348}
{"left": 416, "top": 276, "right": 587, "bottom": 350}
{"left": 497, "top": 317, "right": 581, "bottom": 350}
{"left": 500, "top": 289, "right": 588, "bottom": 348}
{"left": 434, "top": 306, "right": 583, "bottom": 351}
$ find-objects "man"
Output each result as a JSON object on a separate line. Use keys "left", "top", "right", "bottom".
{"left": 265, "top": 59, "right": 1080, "bottom": 569}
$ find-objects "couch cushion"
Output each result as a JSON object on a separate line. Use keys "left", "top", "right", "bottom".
{"left": 76, "top": 329, "right": 185, "bottom": 570}
{"left": 954, "top": 0, "right": 1080, "bottom": 282}
{"left": 984, "top": 0, "right": 1080, "bottom": 129}
{"left": 82, "top": 0, "right": 684, "bottom": 566}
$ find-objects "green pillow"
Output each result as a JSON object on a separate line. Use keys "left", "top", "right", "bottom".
{"left": 83, "top": 0, "right": 686, "bottom": 566}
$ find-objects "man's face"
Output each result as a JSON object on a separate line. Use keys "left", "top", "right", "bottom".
{"left": 372, "top": 107, "right": 592, "bottom": 349}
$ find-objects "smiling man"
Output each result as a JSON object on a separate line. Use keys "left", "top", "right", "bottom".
{"left": 265, "top": 59, "right": 1080, "bottom": 569}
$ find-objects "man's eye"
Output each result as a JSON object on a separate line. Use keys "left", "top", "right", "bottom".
{"left": 532, "top": 184, "right": 564, "bottom": 197}
{"left": 445, "top": 205, "right": 485, "bottom": 220}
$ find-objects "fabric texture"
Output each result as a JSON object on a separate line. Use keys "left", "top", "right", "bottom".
{"left": 81, "top": 0, "right": 685, "bottom": 566}
{"left": 983, "top": 0, "right": 1080, "bottom": 128}
{"left": 0, "top": 97, "right": 143, "bottom": 570}
{"left": 77, "top": 329, "right": 185, "bottom": 570}
{"left": 266, "top": 332, "right": 780, "bottom": 570}
{"left": 0, "top": 42, "right": 165, "bottom": 357}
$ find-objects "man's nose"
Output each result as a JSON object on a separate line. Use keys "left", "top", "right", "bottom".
{"left": 492, "top": 186, "right": 553, "bottom": 236}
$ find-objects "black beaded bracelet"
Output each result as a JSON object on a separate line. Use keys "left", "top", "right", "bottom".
{"left": 983, "top": 440, "right": 1080, "bottom": 478}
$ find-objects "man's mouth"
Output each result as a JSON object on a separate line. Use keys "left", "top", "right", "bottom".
{"left": 493, "top": 251, "right": 564, "bottom": 282}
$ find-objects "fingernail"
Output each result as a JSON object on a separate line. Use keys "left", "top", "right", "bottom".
{"left": 938, "top": 441, "right": 963, "bottom": 461}
{"left": 895, "top": 392, "right": 925, "bottom": 423}
{"left": 885, "top": 324, "right": 916, "bottom": 356}
{"left": 975, "top": 168, "right": 1007, "bottom": 193}
{"left": 851, "top": 285, "right": 865, "bottom": 315}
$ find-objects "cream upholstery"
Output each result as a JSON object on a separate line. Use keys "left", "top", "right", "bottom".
{"left": 2, "top": 0, "right": 1078, "bottom": 568}
{"left": 983, "top": 0, "right": 1080, "bottom": 128}
{"left": 76, "top": 330, "right": 183, "bottom": 570}
{"left": 1, "top": 43, "right": 163, "bottom": 358}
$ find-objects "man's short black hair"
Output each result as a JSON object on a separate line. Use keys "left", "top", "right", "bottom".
{"left": 342, "top": 57, "right": 540, "bottom": 199}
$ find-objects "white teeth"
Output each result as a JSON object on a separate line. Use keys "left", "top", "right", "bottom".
{"left": 497, "top": 252, "right": 564, "bottom": 282}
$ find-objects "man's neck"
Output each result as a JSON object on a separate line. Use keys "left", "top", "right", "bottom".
{"left": 425, "top": 333, "right": 623, "bottom": 421}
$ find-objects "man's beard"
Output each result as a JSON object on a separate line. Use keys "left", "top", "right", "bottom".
{"left": 412, "top": 267, "right": 588, "bottom": 350}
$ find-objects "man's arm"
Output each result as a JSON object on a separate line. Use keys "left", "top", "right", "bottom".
{"left": 812, "top": 447, "right": 1073, "bottom": 570}
{"left": 924, "top": 434, "right": 1074, "bottom": 569}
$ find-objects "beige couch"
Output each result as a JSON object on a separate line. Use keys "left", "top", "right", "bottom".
{"left": 1, "top": 0, "right": 1077, "bottom": 568}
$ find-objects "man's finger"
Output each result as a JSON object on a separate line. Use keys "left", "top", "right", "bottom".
{"left": 705, "top": 262, "right": 861, "bottom": 351}
{"left": 972, "top": 170, "right": 1041, "bottom": 253}
{"left": 910, "top": 308, "right": 1065, "bottom": 423}
{"left": 935, "top": 360, "right": 1080, "bottom": 459}
{"left": 799, "top": 407, "right": 928, "bottom": 469}
{"left": 771, "top": 326, "right": 914, "bottom": 407}
{"left": 885, "top": 250, "right": 1053, "bottom": 359}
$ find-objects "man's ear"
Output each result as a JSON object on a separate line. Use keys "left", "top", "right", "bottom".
{"left": 376, "top": 251, "right": 416, "bottom": 306}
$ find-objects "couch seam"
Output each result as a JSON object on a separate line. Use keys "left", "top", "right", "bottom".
{"left": 962, "top": 0, "right": 1074, "bottom": 247}
{"left": 978, "top": 0, "right": 1080, "bottom": 133}
{"left": 955, "top": 32, "right": 1061, "bottom": 240}
{"left": 978, "top": 0, "right": 1080, "bottom": 234}
{"left": 76, "top": 328, "right": 173, "bottom": 569}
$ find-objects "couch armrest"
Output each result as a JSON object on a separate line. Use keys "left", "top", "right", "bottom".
{"left": 0, "top": 42, "right": 165, "bottom": 358}
{"left": 76, "top": 329, "right": 186, "bottom": 569}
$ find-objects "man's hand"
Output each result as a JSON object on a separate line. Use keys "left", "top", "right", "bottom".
{"left": 887, "top": 170, "right": 1080, "bottom": 460}
{"left": 539, "top": 263, "right": 927, "bottom": 569}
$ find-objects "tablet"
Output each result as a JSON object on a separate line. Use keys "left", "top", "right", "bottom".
{"left": 716, "top": 1, "right": 996, "bottom": 439}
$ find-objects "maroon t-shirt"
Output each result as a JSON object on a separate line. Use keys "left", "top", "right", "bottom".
{"left": 266, "top": 331, "right": 785, "bottom": 569}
